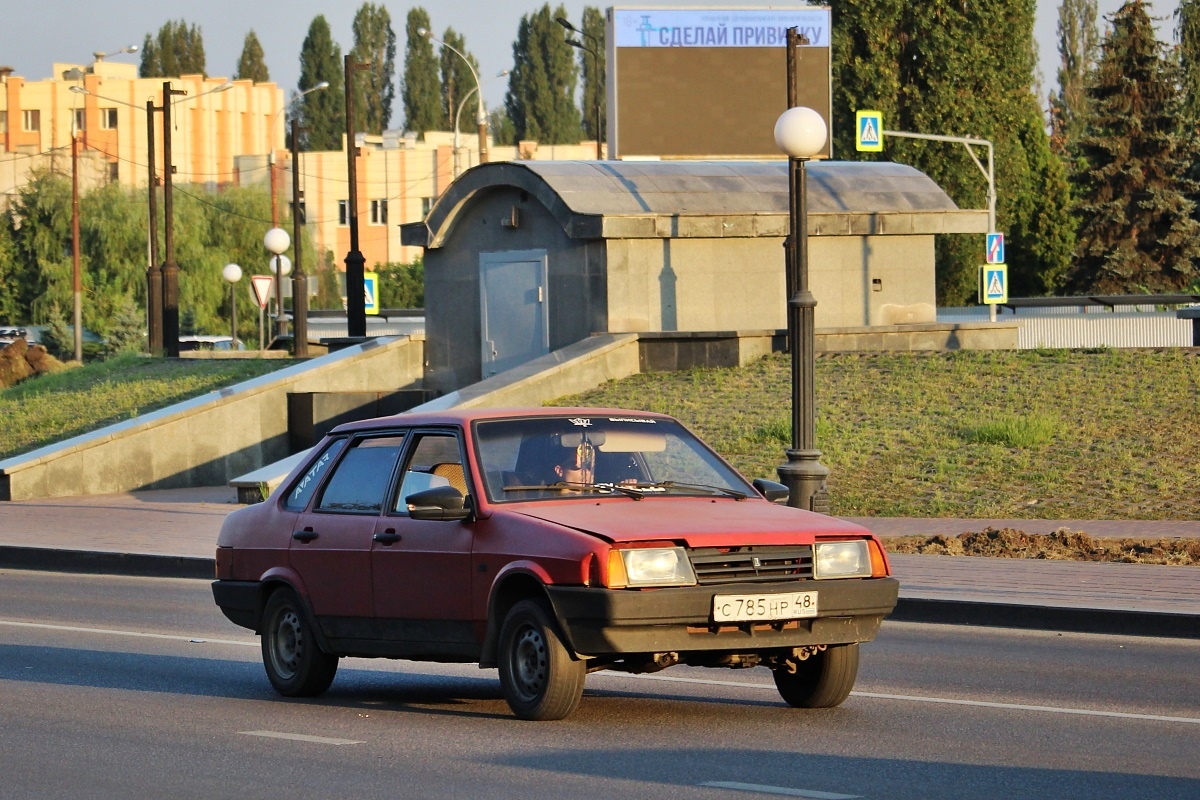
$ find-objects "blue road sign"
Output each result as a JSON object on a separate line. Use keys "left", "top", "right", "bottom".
{"left": 363, "top": 272, "right": 380, "bottom": 316}
{"left": 982, "top": 264, "right": 1008, "bottom": 305}
{"left": 986, "top": 232, "right": 1005, "bottom": 264}
{"left": 855, "top": 110, "right": 883, "bottom": 152}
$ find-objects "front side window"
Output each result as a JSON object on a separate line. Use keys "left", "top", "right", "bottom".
{"left": 475, "top": 416, "right": 753, "bottom": 503}
{"left": 394, "top": 432, "right": 467, "bottom": 512}
{"left": 315, "top": 435, "right": 406, "bottom": 514}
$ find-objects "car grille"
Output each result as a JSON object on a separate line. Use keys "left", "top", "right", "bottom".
{"left": 688, "top": 545, "right": 814, "bottom": 585}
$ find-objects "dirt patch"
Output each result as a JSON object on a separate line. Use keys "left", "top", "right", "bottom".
{"left": 885, "top": 527, "right": 1200, "bottom": 566}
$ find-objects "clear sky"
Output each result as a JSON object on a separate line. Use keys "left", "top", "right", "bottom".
{"left": 0, "top": 1, "right": 1181, "bottom": 129}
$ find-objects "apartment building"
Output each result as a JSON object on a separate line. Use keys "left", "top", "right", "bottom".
{"left": 1, "top": 59, "right": 602, "bottom": 271}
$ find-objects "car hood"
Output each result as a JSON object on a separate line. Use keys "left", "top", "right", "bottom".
{"left": 505, "top": 497, "right": 873, "bottom": 546}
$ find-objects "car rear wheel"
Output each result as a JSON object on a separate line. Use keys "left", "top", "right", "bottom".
{"left": 772, "top": 642, "right": 859, "bottom": 708}
{"left": 498, "top": 598, "right": 585, "bottom": 720}
{"left": 261, "top": 588, "right": 338, "bottom": 697}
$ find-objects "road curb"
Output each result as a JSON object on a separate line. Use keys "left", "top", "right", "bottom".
{"left": 0, "top": 546, "right": 214, "bottom": 580}
{"left": 893, "top": 597, "right": 1200, "bottom": 640}
{"left": 3, "top": 547, "right": 1197, "bottom": 640}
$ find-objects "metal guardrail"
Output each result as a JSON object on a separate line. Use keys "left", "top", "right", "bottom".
{"left": 1000, "top": 295, "right": 1200, "bottom": 313}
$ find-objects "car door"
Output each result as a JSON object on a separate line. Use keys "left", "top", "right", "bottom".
{"left": 371, "top": 430, "right": 476, "bottom": 653}
{"left": 289, "top": 433, "right": 406, "bottom": 636}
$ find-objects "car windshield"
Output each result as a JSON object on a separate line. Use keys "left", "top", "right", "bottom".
{"left": 473, "top": 415, "right": 754, "bottom": 503}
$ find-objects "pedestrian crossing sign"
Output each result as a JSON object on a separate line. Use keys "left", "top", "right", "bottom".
{"left": 364, "top": 271, "right": 380, "bottom": 316}
{"left": 855, "top": 110, "right": 884, "bottom": 152}
{"left": 980, "top": 264, "right": 1008, "bottom": 305}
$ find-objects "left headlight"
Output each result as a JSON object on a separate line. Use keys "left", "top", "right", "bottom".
{"left": 614, "top": 547, "right": 697, "bottom": 587}
{"left": 814, "top": 540, "right": 872, "bottom": 579}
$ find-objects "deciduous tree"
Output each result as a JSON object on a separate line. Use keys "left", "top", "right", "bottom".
{"left": 139, "top": 20, "right": 206, "bottom": 78}
{"left": 505, "top": 3, "right": 581, "bottom": 143}
{"left": 1049, "top": 0, "right": 1099, "bottom": 158}
{"left": 439, "top": 28, "right": 479, "bottom": 132}
{"left": 235, "top": 30, "right": 270, "bottom": 83}
{"left": 297, "top": 16, "right": 345, "bottom": 151}
{"left": 402, "top": 8, "right": 442, "bottom": 132}
{"left": 351, "top": 3, "right": 398, "bottom": 134}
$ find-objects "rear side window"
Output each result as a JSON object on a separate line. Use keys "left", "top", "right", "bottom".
{"left": 315, "top": 436, "right": 406, "bottom": 514}
{"left": 284, "top": 438, "right": 348, "bottom": 511}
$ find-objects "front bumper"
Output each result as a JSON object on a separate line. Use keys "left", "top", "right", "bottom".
{"left": 546, "top": 577, "right": 899, "bottom": 657}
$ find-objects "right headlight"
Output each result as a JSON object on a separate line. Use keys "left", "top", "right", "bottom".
{"left": 813, "top": 540, "right": 873, "bottom": 579}
{"left": 607, "top": 547, "right": 697, "bottom": 588}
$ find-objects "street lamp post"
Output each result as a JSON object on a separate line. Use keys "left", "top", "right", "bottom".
{"left": 268, "top": 81, "right": 328, "bottom": 227}
{"left": 556, "top": 16, "right": 603, "bottom": 161}
{"left": 222, "top": 263, "right": 242, "bottom": 345}
{"left": 419, "top": 28, "right": 489, "bottom": 165}
{"left": 774, "top": 30, "right": 830, "bottom": 512}
{"left": 264, "top": 227, "right": 291, "bottom": 342}
{"left": 344, "top": 55, "right": 371, "bottom": 339}
{"left": 162, "top": 79, "right": 233, "bottom": 357}
{"left": 290, "top": 118, "right": 309, "bottom": 357}
{"left": 452, "top": 70, "right": 509, "bottom": 178}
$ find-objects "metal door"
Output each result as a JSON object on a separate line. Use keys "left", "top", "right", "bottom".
{"left": 479, "top": 250, "right": 549, "bottom": 378}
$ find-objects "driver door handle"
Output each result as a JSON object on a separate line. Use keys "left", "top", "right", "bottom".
{"left": 292, "top": 528, "right": 319, "bottom": 542}
{"left": 373, "top": 530, "right": 402, "bottom": 545}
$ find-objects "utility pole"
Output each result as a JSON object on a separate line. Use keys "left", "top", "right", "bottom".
{"left": 145, "top": 99, "right": 162, "bottom": 356}
{"left": 160, "top": 80, "right": 186, "bottom": 357}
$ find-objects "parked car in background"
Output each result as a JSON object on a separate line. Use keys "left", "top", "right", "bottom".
{"left": 211, "top": 408, "right": 899, "bottom": 720}
{"left": 178, "top": 335, "right": 246, "bottom": 351}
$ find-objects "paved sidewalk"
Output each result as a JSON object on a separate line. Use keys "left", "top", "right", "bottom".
{"left": 0, "top": 488, "right": 1197, "bottom": 638}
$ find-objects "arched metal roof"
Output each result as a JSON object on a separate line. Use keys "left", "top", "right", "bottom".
{"left": 402, "top": 160, "right": 988, "bottom": 248}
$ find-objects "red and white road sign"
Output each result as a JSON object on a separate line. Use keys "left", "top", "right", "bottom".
{"left": 250, "top": 275, "right": 274, "bottom": 309}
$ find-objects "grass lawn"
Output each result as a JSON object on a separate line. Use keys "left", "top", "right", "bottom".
{"left": 0, "top": 353, "right": 291, "bottom": 459}
{"left": 554, "top": 349, "right": 1200, "bottom": 520}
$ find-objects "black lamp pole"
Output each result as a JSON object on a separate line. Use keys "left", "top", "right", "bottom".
{"left": 556, "top": 17, "right": 603, "bottom": 160}
{"left": 777, "top": 27, "right": 830, "bottom": 512}
{"left": 343, "top": 55, "right": 368, "bottom": 339}
{"left": 291, "top": 118, "right": 308, "bottom": 357}
{"left": 145, "top": 98, "right": 162, "bottom": 356}
{"left": 160, "top": 80, "right": 186, "bottom": 358}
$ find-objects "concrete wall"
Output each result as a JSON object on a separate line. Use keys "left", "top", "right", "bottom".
{"left": 0, "top": 336, "right": 424, "bottom": 501}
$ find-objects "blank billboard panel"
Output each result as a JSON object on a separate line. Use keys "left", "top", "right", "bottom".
{"left": 608, "top": 7, "right": 831, "bottom": 160}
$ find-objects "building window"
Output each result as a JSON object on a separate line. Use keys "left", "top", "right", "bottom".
{"left": 370, "top": 199, "right": 388, "bottom": 225}
{"left": 101, "top": 109, "right": 118, "bottom": 130}
{"left": 108, "top": 162, "right": 119, "bottom": 183}
{"left": 73, "top": 109, "right": 86, "bottom": 132}
{"left": 0, "top": 111, "right": 7, "bottom": 134}
{"left": 23, "top": 110, "right": 40, "bottom": 132}
{"left": 420, "top": 197, "right": 432, "bottom": 216}
{"left": 338, "top": 200, "right": 348, "bottom": 226}
{"left": 296, "top": 201, "right": 306, "bottom": 224}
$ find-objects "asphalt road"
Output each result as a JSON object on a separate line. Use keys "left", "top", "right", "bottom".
{"left": 1, "top": 570, "right": 1198, "bottom": 800}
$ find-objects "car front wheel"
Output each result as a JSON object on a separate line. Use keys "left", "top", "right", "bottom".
{"left": 498, "top": 598, "right": 586, "bottom": 720}
{"left": 772, "top": 642, "right": 859, "bottom": 708}
{"left": 260, "top": 588, "right": 338, "bottom": 697}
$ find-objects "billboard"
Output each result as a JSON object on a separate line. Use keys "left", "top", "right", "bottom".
{"left": 607, "top": 6, "right": 832, "bottom": 160}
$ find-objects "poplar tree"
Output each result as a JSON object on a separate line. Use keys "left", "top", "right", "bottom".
{"left": 505, "top": 3, "right": 581, "bottom": 143}
{"left": 402, "top": 8, "right": 442, "bottom": 133}
{"left": 1049, "top": 0, "right": 1100, "bottom": 157}
{"left": 235, "top": 31, "right": 270, "bottom": 83}
{"left": 297, "top": 16, "right": 345, "bottom": 152}
{"left": 351, "top": 3, "right": 397, "bottom": 134}
{"left": 1177, "top": 0, "right": 1200, "bottom": 121}
{"left": 139, "top": 20, "right": 206, "bottom": 78}
{"left": 439, "top": 28, "right": 479, "bottom": 132}
{"left": 1066, "top": 0, "right": 1200, "bottom": 293}
{"left": 579, "top": 6, "right": 606, "bottom": 142}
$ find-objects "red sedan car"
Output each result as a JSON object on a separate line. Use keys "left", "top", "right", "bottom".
{"left": 212, "top": 408, "right": 899, "bottom": 720}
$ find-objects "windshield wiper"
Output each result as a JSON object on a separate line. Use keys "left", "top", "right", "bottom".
{"left": 649, "top": 481, "right": 748, "bottom": 500}
{"left": 503, "top": 481, "right": 646, "bottom": 499}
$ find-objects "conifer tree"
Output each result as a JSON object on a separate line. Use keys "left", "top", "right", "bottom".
{"left": 505, "top": 3, "right": 581, "bottom": 143}
{"left": 439, "top": 28, "right": 479, "bottom": 132}
{"left": 1066, "top": 0, "right": 1200, "bottom": 293}
{"left": 298, "top": 16, "right": 345, "bottom": 151}
{"left": 235, "top": 31, "right": 270, "bottom": 83}
{"left": 402, "top": 8, "right": 442, "bottom": 132}
{"left": 139, "top": 20, "right": 206, "bottom": 78}
{"left": 351, "top": 3, "right": 397, "bottom": 134}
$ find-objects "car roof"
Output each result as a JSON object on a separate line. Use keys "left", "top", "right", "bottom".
{"left": 328, "top": 407, "right": 676, "bottom": 435}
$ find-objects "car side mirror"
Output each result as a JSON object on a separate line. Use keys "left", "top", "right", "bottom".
{"left": 406, "top": 485, "right": 472, "bottom": 521}
{"left": 752, "top": 479, "right": 790, "bottom": 504}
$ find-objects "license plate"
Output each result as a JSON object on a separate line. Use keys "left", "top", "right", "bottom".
{"left": 712, "top": 591, "right": 818, "bottom": 622}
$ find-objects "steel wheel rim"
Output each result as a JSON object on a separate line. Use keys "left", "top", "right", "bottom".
{"left": 510, "top": 625, "right": 547, "bottom": 700}
{"left": 271, "top": 608, "right": 303, "bottom": 680}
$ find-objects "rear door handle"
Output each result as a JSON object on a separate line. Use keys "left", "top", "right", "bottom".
{"left": 373, "top": 530, "right": 401, "bottom": 545}
{"left": 292, "top": 528, "right": 319, "bottom": 542}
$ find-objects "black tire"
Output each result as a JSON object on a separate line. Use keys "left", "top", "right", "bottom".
{"left": 260, "top": 588, "right": 338, "bottom": 697}
{"left": 497, "top": 598, "right": 586, "bottom": 720}
{"left": 772, "top": 643, "right": 859, "bottom": 708}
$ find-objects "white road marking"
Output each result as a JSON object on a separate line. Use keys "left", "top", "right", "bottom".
{"left": 700, "top": 781, "right": 860, "bottom": 799}
{"left": 602, "top": 672, "right": 1200, "bottom": 725}
{"left": 0, "top": 619, "right": 255, "bottom": 647}
{"left": 240, "top": 730, "right": 362, "bottom": 745}
{"left": 7, "top": 617, "right": 1198, "bottom": 727}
